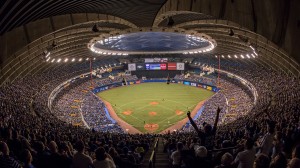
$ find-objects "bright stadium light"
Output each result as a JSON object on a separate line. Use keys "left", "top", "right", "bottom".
{"left": 57, "top": 58, "right": 61, "bottom": 63}
{"left": 72, "top": 58, "right": 75, "bottom": 62}
{"left": 79, "top": 58, "right": 82, "bottom": 62}
{"left": 215, "top": 55, "right": 218, "bottom": 58}
{"left": 234, "top": 55, "right": 238, "bottom": 58}
{"left": 45, "top": 52, "right": 50, "bottom": 58}
{"left": 51, "top": 58, "right": 55, "bottom": 63}
{"left": 221, "top": 55, "right": 225, "bottom": 58}
{"left": 228, "top": 55, "right": 231, "bottom": 58}
{"left": 251, "top": 54, "right": 255, "bottom": 58}
{"left": 64, "top": 58, "right": 68, "bottom": 62}
{"left": 46, "top": 57, "right": 51, "bottom": 62}
{"left": 254, "top": 51, "right": 258, "bottom": 56}
{"left": 241, "top": 55, "right": 245, "bottom": 59}
{"left": 246, "top": 54, "right": 250, "bottom": 58}
{"left": 86, "top": 58, "right": 89, "bottom": 61}
{"left": 93, "top": 58, "right": 96, "bottom": 60}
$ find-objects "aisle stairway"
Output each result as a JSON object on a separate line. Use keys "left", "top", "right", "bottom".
{"left": 153, "top": 137, "right": 170, "bottom": 168}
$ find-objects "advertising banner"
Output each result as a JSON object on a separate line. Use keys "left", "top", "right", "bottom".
{"left": 212, "top": 87, "right": 219, "bottom": 92}
{"left": 136, "top": 63, "right": 145, "bottom": 70}
{"left": 168, "top": 62, "right": 177, "bottom": 70}
{"left": 191, "top": 83, "right": 197, "bottom": 87}
{"left": 177, "top": 63, "right": 185, "bottom": 70}
{"left": 183, "top": 81, "right": 190, "bottom": 85}
{"left": 149, "top": 64, "right": 161, "bottom": 70}
{"left": 160, "top": 63, "right": 167, "bottom": 70}
{"left": 128, "top": 63, "right": 136, "bottom": 71}
{"left": 145, "top": 63, "right": 167, "bottom": 70}
{"left": 92, "top": 79, "right": 220, "bottom": 94}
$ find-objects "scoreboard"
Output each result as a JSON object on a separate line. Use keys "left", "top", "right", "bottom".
{"left": 145, "top": 63, "right": 166, "bottom": 70}
{"left": 128, "top": 63, "right": 184, "bottom": 71}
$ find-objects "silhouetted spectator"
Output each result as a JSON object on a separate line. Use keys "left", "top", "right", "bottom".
{"left": 232, "top": 138, "right": 255, "bottom": 168}
{"left": 0, "top": 141, "right": 22, "bottom": 168}
{"left": 253, "top": 154, "right": 270, "bottom": 168}
{"left": 72, "top": 140, "right": 93, "bottom": 168}
{"left": 93, "top": 147, "right": 116, "bottom": 168}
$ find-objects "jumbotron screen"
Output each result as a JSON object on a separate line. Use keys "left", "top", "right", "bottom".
{"left": 128, "top": 63, "right": 184, "bottom": 71}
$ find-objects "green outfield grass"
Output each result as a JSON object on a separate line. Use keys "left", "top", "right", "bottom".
{"left": 97, "top": 83, "right": 214, "bottom": 133}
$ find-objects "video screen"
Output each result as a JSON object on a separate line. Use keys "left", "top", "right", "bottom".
{"left": 128, "top": 63, "right": 184, "bottom": 71}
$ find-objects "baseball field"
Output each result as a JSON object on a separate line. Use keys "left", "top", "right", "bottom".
{"left": 97, "top": 83, "right": 214, "bottom": 133}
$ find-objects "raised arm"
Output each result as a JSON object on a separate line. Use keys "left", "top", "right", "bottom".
{"left": 187, "top": 111, "right": 200, "bottom": 132}
{"left": 263, "top": 106, "right": 273, "bottom": 121}
{"left": 213, "top": 107, "right": 221, "bottom": 132}
{"left": 260, "top": 94, "right": 273, "bottom": 119}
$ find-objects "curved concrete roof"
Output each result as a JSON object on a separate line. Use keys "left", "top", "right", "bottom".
{"left": 0, "top": 0, "right": 299, "bottom": 84}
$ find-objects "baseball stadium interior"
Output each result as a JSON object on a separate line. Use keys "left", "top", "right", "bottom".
{"left": 0, "top": 0, "right": 300, "bottom": 168}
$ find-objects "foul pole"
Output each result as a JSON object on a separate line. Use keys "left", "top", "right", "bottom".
{"left": 218, "top": 55, "right": 220, "bottom": 87}
{"left": 90, "top": 59, "right": 93, "bottom": 87}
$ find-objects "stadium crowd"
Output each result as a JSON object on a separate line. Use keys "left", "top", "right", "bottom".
{"left": 52, "top": 74, "right": 137, "bottom": 132}
{"left": 162, "top": 58, "right": 300, "bottom": 168}
{"left": 0, "top": 56, "right": 299, "bottom": 168}
{"left": 175, "top": 73, "right": 253, "bottom": 127}
{"left": 174, "top": 74, "right": 217, "bottom": 86}
{"left": 0, "top": 60, "right": 154, "bottom": 168}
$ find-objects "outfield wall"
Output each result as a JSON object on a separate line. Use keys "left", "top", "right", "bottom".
{"left": 92, "top": 79, "right": 220, "bottom": 94}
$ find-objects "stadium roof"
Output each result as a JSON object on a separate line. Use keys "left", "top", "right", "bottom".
{"left": 88, "top": 29, "right": 216, "bottom": 55}
{"left": 0, "top": 0, "right": 300, "bottom": 84}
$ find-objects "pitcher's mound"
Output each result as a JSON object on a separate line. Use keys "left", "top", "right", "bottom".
{"left": 175, "top": 110, "right": 184, "bottom": 115}
{"left": 144, "top": 123, "right": 159, "bottom": 132}
{"left": 149, "top": 111, "right": 157, "bottom": 116}
{"left": 122, "top": 110, "right": 132, "bottom": 115}
{"left": 149, "top": 102, "right": 159, "bottom": 105}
